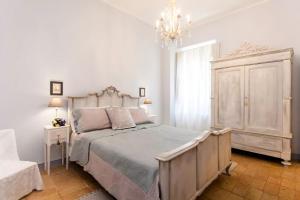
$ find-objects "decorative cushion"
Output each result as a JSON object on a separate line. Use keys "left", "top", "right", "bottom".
{"left": 129, "top": 108, "right": 152, "bottom": 125}
{"left": 106, "top": 107, "right": 136, "bottom": 130}
{"left": 73, "top": 108, "right": 111, "bottom": 133}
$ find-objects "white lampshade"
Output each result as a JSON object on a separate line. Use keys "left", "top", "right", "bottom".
{"left": 48, "top": 98, "right": 63, "bottom": 108}
{"left": 144, "top": 98, "right": 152, "bottom": 105}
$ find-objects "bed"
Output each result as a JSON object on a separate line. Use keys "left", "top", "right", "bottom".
{"left": 68, "top": 86, "right": 232, "bottom": 200}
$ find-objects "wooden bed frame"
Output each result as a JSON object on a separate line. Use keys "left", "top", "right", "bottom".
{"left": 68, "top": 86, "right": 232, "bottom": 200}
{"left": 157, "top": 128, "right": 231, "bottom": 200}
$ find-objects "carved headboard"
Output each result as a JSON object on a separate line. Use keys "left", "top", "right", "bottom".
{"left": 67, "top": 86, "right": 140, "bottom": 123}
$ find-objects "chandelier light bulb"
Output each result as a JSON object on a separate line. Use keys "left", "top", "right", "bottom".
{"left": 166, "top": 25, "right": 170, "bottom": 32}
{"left": 186, "top": 15, "right": 191, "bottom": 23}
{"left": 156, "top": 20, "right": 160, "bottom": 29}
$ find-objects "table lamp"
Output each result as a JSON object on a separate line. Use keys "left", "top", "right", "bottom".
{"left": 143, "top": 98, "right": 152, "bottom": 114}
{"left": 48, "top": 98, "right": 63, "bottom": 118}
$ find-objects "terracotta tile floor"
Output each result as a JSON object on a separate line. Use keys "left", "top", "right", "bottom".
{"left": 23, "top": 151, "right": 300, "bottom": 200}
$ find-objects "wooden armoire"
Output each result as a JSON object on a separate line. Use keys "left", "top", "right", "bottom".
{"left": 211, "top": 43, "right": 294, "bottom": 165}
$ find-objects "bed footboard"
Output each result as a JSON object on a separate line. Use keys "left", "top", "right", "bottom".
{"left": 216, "top": 128, "right": 232, "bottom": 175}
{"left": 156, "top": 128, "right": 231, "bottom": 200}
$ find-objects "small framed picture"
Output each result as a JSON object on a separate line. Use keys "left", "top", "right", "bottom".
{"left": 139, "top": 87, "right": 145, "bottom": 97}
{"left": 50, "top": 81, "right": 63, "bottom": 96}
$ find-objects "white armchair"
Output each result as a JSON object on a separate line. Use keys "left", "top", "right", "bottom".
{"left": 0, "top": 129, "right": 43, "bottom": 200}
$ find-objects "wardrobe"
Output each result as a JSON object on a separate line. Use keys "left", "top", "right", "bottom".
{"left": 211, "top": 44, "right": 293, "bottom": 165}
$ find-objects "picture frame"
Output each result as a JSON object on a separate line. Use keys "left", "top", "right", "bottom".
{"left": 139, "top": 87, "right": 145, "bottom": 97}
{"left": 50, "top": 81, "right": 63, "bottom": 96}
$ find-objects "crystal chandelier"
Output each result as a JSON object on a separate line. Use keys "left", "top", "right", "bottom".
{"left": 155, "top": 0, "right": 192, "bottom": 48}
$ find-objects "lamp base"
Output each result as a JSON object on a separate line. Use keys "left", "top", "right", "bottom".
{"left": 140, "top": 104, "right": 149, "bottom": 114}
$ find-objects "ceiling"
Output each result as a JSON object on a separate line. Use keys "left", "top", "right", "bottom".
{"left": 102, "top": 0, "right": 267, "bottom": 26}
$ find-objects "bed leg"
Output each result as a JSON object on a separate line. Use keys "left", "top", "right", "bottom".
{"left": 281, "top": 160, "right": 292, "bottom": 166}
{"left": 224, "top": 162, "right": 232, "bottom": 176}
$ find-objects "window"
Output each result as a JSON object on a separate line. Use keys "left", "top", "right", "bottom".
{"left": 174, "top": 40, "right": 217, "bottom": 131}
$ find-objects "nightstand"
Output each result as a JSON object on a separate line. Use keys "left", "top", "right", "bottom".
{"left": 148, "top": 114, "right": 159, "bottom": 124}
{"left": 44, "top": 125, "right": 70, "bottom": 175}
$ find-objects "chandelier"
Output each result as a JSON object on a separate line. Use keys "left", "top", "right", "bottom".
{"left": 155, "top": 0, "right": 192, "bottom": 48}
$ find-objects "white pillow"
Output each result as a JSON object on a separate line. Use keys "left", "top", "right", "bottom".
{"left": 73, "top": 108, "right": 111, "bottom": 133}
{"left": 129, "top": 108, "right": 152, "bottom": 125}
{"left": 106, "top": 107, "right": 136, "bottom": 130}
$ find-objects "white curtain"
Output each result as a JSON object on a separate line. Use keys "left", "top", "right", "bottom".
{"left": 175, "top": 43, "right": 213, "bottom": 131}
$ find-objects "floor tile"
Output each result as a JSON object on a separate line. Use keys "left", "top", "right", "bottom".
{"left": 261, "top": 192, "right": 278, "bottom": 200}
{"left": 264, "top": 182, "right": 280, "bottom": 195}
{"left": 245, "top": 188, "right": 263, "bottom": 200}
{"left": 267, "top": 176, "right": 281, "bottom": 185}
{"left": 232, "top": 182, "right": 250, "bottom": 197}
{"left": 278, "top": 186, "right": 295, "bottom": 199}
{"left": 251, "top": 178, "right": 266, "bottom": 190}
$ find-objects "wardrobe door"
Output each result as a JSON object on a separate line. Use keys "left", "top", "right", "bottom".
{"left": 215, "top": 67, "right": 244, "bottom": 129}
{"left": 245, "top": 62, "right": 283, "bottom": 136}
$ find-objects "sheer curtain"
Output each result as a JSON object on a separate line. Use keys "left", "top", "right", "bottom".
{"left": 175, "top": 43, "right": 214, "bottom": 131}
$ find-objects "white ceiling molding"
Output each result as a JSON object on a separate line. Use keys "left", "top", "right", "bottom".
{"left": 101, "top": 0, "right": 149, "bottom": 25}
{"left": 100, "top": 0, "right": 269, "bottom": 27}
{"left": 191, "top": 0, "right": 271, "bottom": 28}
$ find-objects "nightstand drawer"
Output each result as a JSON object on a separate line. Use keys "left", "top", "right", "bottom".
{"left": 47, "top": 129, "right": 67, "bottom": 137}
{"left": 44, "top": 126, "right": 70, "bottom": 145}
{"left": 48, "top": 132, "right": 67, "bottom": 143}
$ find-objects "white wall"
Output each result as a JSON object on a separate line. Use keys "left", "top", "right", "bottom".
{"left": 0, "top": 0, "right": 161, "bottom": 163}
{"left": 162, "top": 0, "right": 300, "bottom": 155}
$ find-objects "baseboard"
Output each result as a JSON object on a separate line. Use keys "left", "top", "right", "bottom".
{"left": 233, "top": 149, "right": 300, "bottom": 162}
{"left": 292, "top": 153, "right": 300, "bottom": 161}
{"left": 38, "top": 159, "right": 64, "bottom": 169}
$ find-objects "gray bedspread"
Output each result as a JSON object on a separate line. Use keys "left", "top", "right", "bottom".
{"left": 70, "top": 124, "right": 202, "bottom": 192}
